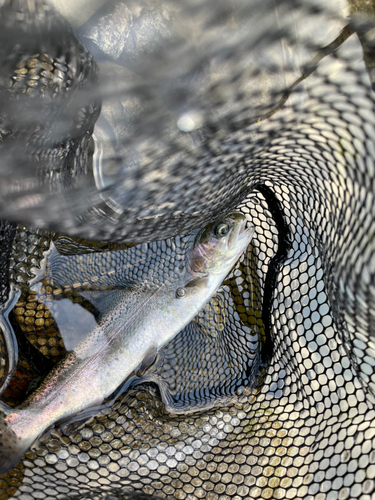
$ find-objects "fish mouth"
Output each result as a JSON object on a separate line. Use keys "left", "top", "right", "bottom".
{"left": 228, "top": 215, "right": 254, "bottom": 252}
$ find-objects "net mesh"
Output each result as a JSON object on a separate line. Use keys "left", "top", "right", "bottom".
{"left": 0, "top": 0, "right": 375, "bottom": 499}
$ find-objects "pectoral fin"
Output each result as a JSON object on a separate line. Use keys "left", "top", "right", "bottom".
{"left": 185, "top": 276, "right": 209, "bottom": 289}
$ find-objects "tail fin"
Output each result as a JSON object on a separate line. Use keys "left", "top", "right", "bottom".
{"left": 0, "top": 403, "right": 34, "bottom": 476}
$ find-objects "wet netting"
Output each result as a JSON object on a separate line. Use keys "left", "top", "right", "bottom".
{"left": 0, "top": 0, "right": 375, "bottom": 499}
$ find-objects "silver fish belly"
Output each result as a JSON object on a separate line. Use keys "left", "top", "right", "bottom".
{"left": 0, "top": 212, "right": 253, "bottom": 474}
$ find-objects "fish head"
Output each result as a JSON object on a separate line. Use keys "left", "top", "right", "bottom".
{"left": 188, "top": 212, "right": 254, "bottom": 278}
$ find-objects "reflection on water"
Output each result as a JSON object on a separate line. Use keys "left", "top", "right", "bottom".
{"left": 26, "top": 294, "right": 97, "bottom": 353}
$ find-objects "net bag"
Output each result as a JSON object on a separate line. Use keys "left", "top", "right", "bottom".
{"left": 0, "top": 0, "right": 374, "bottom": 499}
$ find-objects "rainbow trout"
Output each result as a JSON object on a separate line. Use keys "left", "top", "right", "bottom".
{"left": 0, "top": 212, "right": 253, "bottom": 475}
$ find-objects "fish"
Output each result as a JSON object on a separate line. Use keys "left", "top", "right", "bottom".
{"left": 0, "top": 212, "right": 254, "bottom": 475}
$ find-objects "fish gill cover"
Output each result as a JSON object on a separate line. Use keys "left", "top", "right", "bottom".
{"left": 0, "top": 0, "right": 374, "bottom": 499}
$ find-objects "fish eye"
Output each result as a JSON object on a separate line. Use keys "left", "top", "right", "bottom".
{"left": 176, "top": 287, "right": 186, "bottom": 298}
{"left": 214, "top": 223, "right": 229, "bottom": 238}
